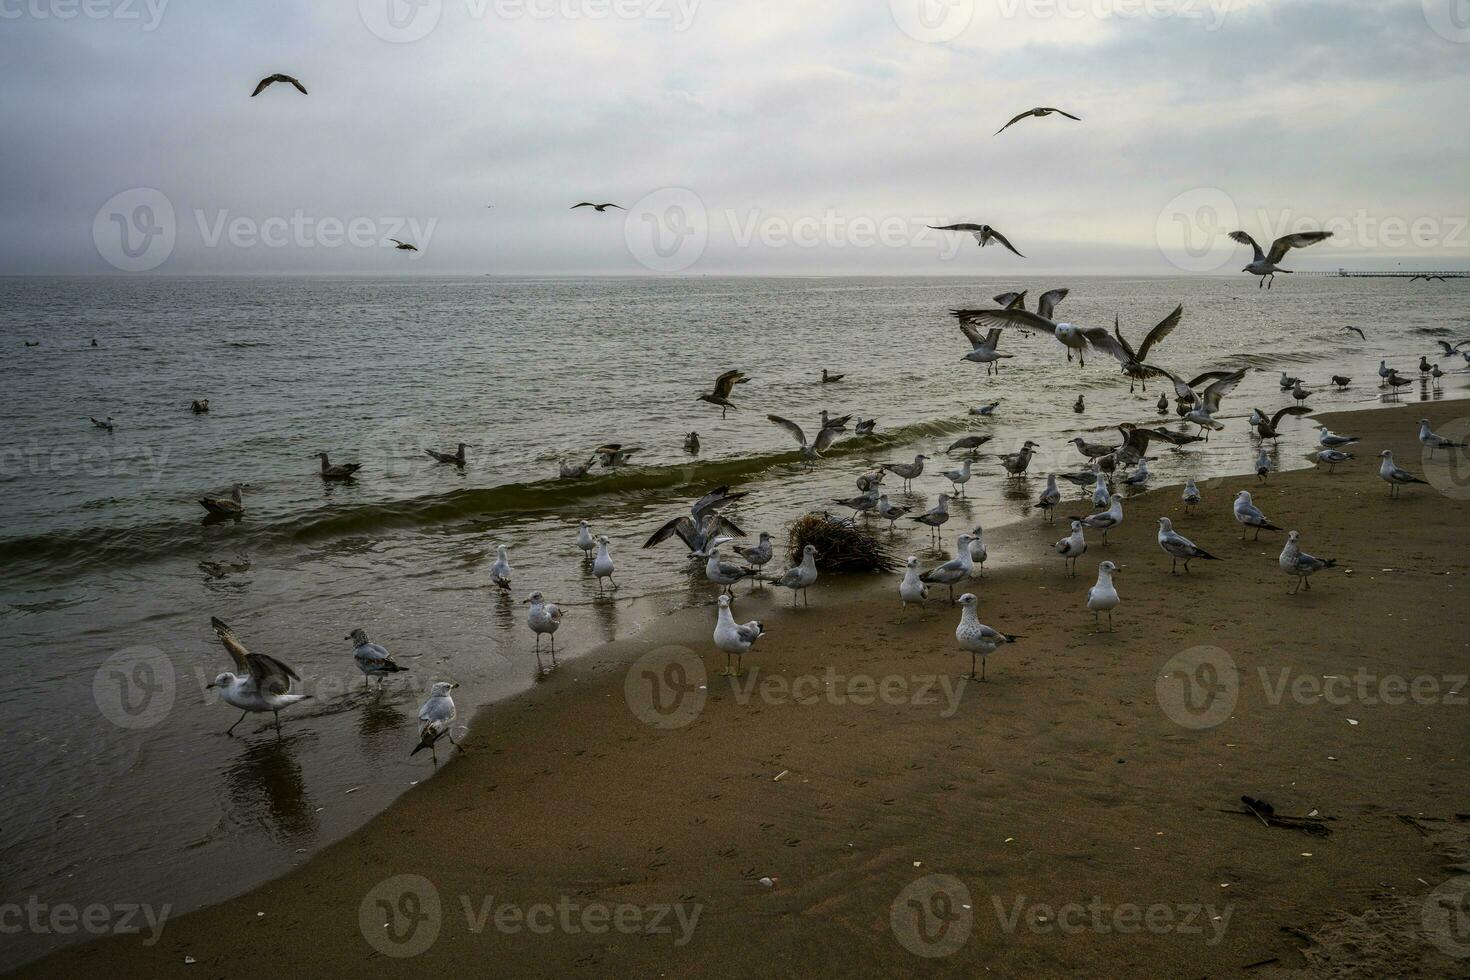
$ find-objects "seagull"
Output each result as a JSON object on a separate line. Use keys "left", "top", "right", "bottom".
{"left": 191, "top": 399, "right": 210, "bottom": 414}
{"left": 698, "top": 369, "right": 749, "bottom": 418}
{"left": 571, "top": 202, "right": 624, "bottom": 211}
{"left": 642, "top": 487, "right": 748, "bottom": 555}
{"left": 559, "top": 456, "right": 596, "bottom": 479}
{"left": 1254, "top": 406, "right": 1311, "bottom": 440}
{"left": 389, "top": 239, "right": 418, "bottom": 252}
{"left": 967, "top": 526, "right": 989, "bottom": 576}
{"left": 832, "top": 489, "right": 880, "bottom": 520}
{"left": 1073, "top": 395, "right": 1085, "bottom": 414}
{"left": 736, "top": 532, "right": 774, "bottom": 583}
{"left": 1000, "top": 441, "right": 1040, "bottom": 476}
{"left": 1157, "top": 392, "right": 1170, "bottom": 414}
{"left": 1436, "top": 340, "right": 1470, "bottom": 356}
{"left": 1255, "top": 448, "right": 1274, "bottom": 483}
{"left": 592, "top": 536, "right": 617, "bottom": 592}
{"left": 970, "top": 401, "right": 1002, "bottom": 416}
{"left": 1182, "top": 479, "right": 1201, "bottom": 512}
{"left": 1156, "top": 517, "right": 1219, "bottom": 573}
{"left": 1343, "top": 326, "right": 1366, "bottom": 341}
{"left": 410, "top": 682, "right": 461, "bottom": 761}
{"left": 1315, "top": 449, "right": 1354, "bottom": 473}
{"left": 921, "top": 536, "right": 974, "bottom": 604}
{"left": 1034, "top": 474, "right": 1062, "bottom": 523}
{"left": 685, "top": 431, "right": 700, "bottom": 454}
{"left": 1091, "top": 477, "right": 1113, "bottom": 510}
{"left": 1420, "top": 356, "right": 1434, "bottom": 376}
{"left": 994, "top": 106, "right": 1081, "bottom": 135}
{"left": 1419, "top": 419, "right": 1467, "bottom": 458}
{"left": 1071, "top": 436, "right": 1116, "bottom": 460}
{"left": 1228, "top": 229, "right": 1334, "bottom": 288}
{"left": 854, "top": 417, "right": 878, "bottom": 436}
{"left": 947, "top": 435, "right": 993, "bottom": 457}
{"left": 898, "top": 556, "right": 929, "bottom": 621}
{"left": 426, "top": 443, "right": 467, "bottom": 465}
{"left": 524, "top": 591, "right": 564, "bottom": 654}
{"left": 1122, "top": 458, "right": 1150, "bottom": 488}
{"left": 1430, "top": 364, "right": 1446, "bottom": 388}
{"left": 1378, "top": 359, "right": 1394, "bottom": 383}
{"left": 206, "top": 617, "right": 310, "bottom": 734}
{"left": 940, "top": 458, "right": 973, "bottom": 495}
{"left": 819, "top": 411, "right": 852, "bottom": 433}
{"left": 593, "top": 444, "right": 641, "bottom": 467}
{"left": 489, "top": 545, "right": 513, "bottom": 589}
{"left": 89, "top": 416, "right": 115, "bottom": 431}
{"left": 1317, "top": 426, "right": 1359, "bottom": 448}
{"left": 957, "top": 322, "right": 1014, "bottom": 375}
{"left": 820, "top": 368, "right": 846, "bottom": 384}
{"left": 1378, "top": 450, "right": 1429, "bottom": 497}
{"left": 856, "top": 468, "right": 886, "bottom": 492}
{"left": 953, "top": 304, "right": 1116, "bottom": 366}
{"left": 928, "top": 223, "right": 1024, "bottom": 257}
{"left": 910, "top": 494, "right": 952, "bottom": 541}
{"left": 1330, "top": 375, "right": 1352, "bottom": 389}
{"left": 1383, "top": 372, "right": 1415, "bottom": 397}
{"left": 1279, "top": 372, "right": 1301, "bottom": 390}
{"left": 1087, "top": 561, "right": 1121, "bottom": 632}
{"left": 1104, "top": 304, "right": 1184, "bottom": 392}
{"left": 576, "top": 520, "right": 596, "bottom": 558}
{"left": 347, "top": 628, "right": 408, "bottom": 689}
{"left": 1143, "top": 366, "right": 1247, "bottom": 440}
{"left": 877, "top": 494, "right": 910, "bottom": 531}
{"left": 314, "top": 452, "right": 362, "bottom": 480}
{"left": 1291, "top": 380, "right": 1312, "bottom": 406}
{"left": 769, "top": 414, "right": 842, "bottom": 464}
{"left": 1059, "top": 464, "right": 1102, "bottom": 490}
{"left": 1055, "top": 520, "right": 1087, "bottom": 576}
{"left": 1233, "top": 490, "right": 1281, "bottom": 540}
{"left": 713, "top": 594, "right": 765, "bottom": 676}
{"left": 954, "top": 594, "right": 1019, "bottom": 681}
{"left": 251, "top": 73, "right": 307, "bottom": 97}
{"left": 199, "top": 483, "right": 244, "bottom": 517}
{"left": 704, "top": 537, "right": 753, "bottom": 595}
{"left": 1069, "top": 496, "right": 1123, "bottom": 545}
{"left": 881, "top": 454, "right": 929, "bottom": 491}
{"left": 772, "top": 544, "right": 818, "bottom": 606}
{"left": 1280, "top": 530, "right": 1335, "bottom": 595}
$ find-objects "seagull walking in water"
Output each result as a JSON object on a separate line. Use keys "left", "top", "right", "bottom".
{"left": 575, "top": 520, "right": 596, "bottom": 558}
{"left": 1419, "top": 419, "right": 1467, "bottom": 458}
{"left": 1280, "top": 530, "right": 1335, "bottom": 595}
{"left": 1086, "top": 561, "right": 1121, "bottom": 632}
{"left": 898, "top": 556, "right": 929, "bottom": 621}
{"left": 773, "top": 544, "right": 819, "bottom": 606}
{"left": 910, "top": 494, "right": 952, "bottom": 542}
{"left": 940, "top": 458, "right": 973, "bottom": 495}
{"left": 994, "top": 105, "right": 1081, "bottom": 134}
{"left": 882, "top": 454, "right": 929, "bottom": 491}
{"left": 524, "top": 592, "right": 564, "bottom": 656}
{"left": 946, "top": 435, "right": 993, "bottom": 457}
{"left": 1055, "top": 520, "right": 1087, "bottom": 576}
{"left": 1228, "top": 229, "right": 1333, "bottom": 288}
{"left": 1000, "top": 441, "right": 1040, "bottom": 476}
{"left": 347, "top": 628, "right": 408, "bottom": 690}
{"left": 489, "top": 545, "right": 512, "bottom": 590}
{"left": 1156, "top": 518, "right": 1218, "bottom": 574}
{"left": 1233, "top": 490, "right": 1281, "bottom": 540}
{"left": 1378, "top": 450, "right": 1429, "bottom": 498}
{"left": 206, "top": 617, "right": 311, "bottom": 734}
{"left": 877, "top": 494, "right": 910, "bottom": 531}
{"left": 954, "top": 594, "right": 1019, "bottom": 681}
{"left": 713, "top": 594, "right": 765, "bottom": 675}
{"left": 591, "top": 535, "right": 617, "bottom": 592}
{"left": 411, "top": 682, "right": 461, "bottom": 762}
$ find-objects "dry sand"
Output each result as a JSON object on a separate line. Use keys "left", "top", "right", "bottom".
{"left": 15, "top": 399, "right": 1470, "bottom": 978}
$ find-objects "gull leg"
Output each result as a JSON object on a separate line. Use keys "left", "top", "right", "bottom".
{"left": 969, "top": 651, "right": 977, "bottom": 680}
{"left": 273, "top": 709, "right": 281, "bottom": 731}
{"left": 1108, "top": 610, "right": 1114, "bottom": 632}
{"left": 225, "top": 710, "right": 249, "bottom": 736}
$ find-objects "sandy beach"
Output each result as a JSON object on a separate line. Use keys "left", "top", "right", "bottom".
{"left": 15, "top": 397, "right": 1470, "bottom": 979}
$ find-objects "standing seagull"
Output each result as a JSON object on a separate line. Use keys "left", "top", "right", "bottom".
{"left": 994, "top": 106, "right": 1081, "bottom": 134}
{"left": 928, "top": 223, "right": 1025, "bottom": 257}
{"left": 1086, "top": 561, "right": 1121, "bottom": 632}
{"left": 575, "top": 521, "right": 596, "bottom": 558}
{"left": 1000, "top": 441, "right": 1041, "bottom": 476}
{"left": 1182, "top": 479, "right": 1201, "bottom": 513}
{"left": 489, "top": 545, "right": 513, "bottom": 590}
{"left": 206, "top": 617, "right": 310, "bottom": 734}
{"left": 1233, "top": 490, "right": 1282, "bottom": 540}
{"left": 881, "top": 454, "right": 929, "bottom": 491}
{"left": 703, "top": 538, "right": 753, "bottom": 595}
{"left": 919, "top": 535, "right": 973, "bottom": 604}
{"left": 877, "top": 494, "right": 910, "bottom": 531}
{"left": 1228, "top": 229, "right": 1333, "bottom": 288}
{"left": 698, "top": 370, "right": 749, "bottom": 418}
{"left": 773, "top": 544, "right": 819, "bottom": 606}
{"left": 1034, "top": 474, "right": 1062, "bottom": 523}
{"left": 910, "top": 494, "right": 952, "bottom": 542}
{"left": 940, "top": 458, "right": 973, "bottom": 496}
{"left": 898, "top": 556, "right": 929, "bottom": 621}
{"left": 1255, "top": 448, "right": 1274, "bottom": 483}
{"left": 1316, "top": 448, "right": 1355, "bottom": 473}
{"left": 251, "top": 73, "right": 307, "bottom": 97}
{"left": 1055, "top": 520, "right": 1088, "bottom": 576}
{"left": 347, "top": 628, "right": 408, "bottom": 689}
{"left": 954, "top": 594, "right": 1019, "bottom": 681}
{"left": 410, "top": 682, "right": 461, "bottom": 762}
{"left": 1378, "top": 450, "right": 1429, "bottom": 497}
{"left": 1419, "top": 419, "right": 1467, "bottom": 459}
{"left": 591, "top": 536, "right": 617, "bottom": 592}
{"left": 1071, "top": 496, "right": 1124, "bottom": 545}
{"left": 1317, "top": 426, "right": 1359, "bottom": 448}
{"left": 713, "top": 594, "right": 765, "bottom": 676}
{"left": 736, "top": 532, "right": 774, "bottom": 584}
{"left": 1156, "top": 518, "right": 1218, "bottom": 574}
{"left": 1279, "top": 530, "right": 1335, "bottom": 595}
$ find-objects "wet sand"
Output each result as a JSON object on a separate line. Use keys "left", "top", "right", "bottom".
{"left": 16, "top": 398, "right": 1470, "bottom": 978}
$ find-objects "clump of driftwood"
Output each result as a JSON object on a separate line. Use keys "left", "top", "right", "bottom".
{"left": 1220, "top": 795, "right": 1333, "bottom": 837}
{"left": 785, "top": 512, "right": 897, "bottom": 573}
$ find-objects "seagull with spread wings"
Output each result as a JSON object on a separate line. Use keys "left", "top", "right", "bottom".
{"left": 697, "top": 369, "right": 749, "bottom": 418}
{"left": 768, "top": 414, "right": 843, "bottom": 464}
{"left": 927, "top": 223, "right": 1025, "bottom": 257}
{"left": 1142, "top": 365, "right": 1248, "bottom": 440}
{"left": 1252, "top": 405, "right": 1312, "bottom": 441}
{"left": 206, "top": 617, "right": 311, "bottom": 734}
{"left": 1228, "top": 229, "right": 1333, "bottom": 288}
{"left": 956, "top": 322, "right": 1013, "bottom": 375}
{"left": 571, "top": 202, "right": 625, "bottom": 212}
{"left": 1103, "top": 304, "right": 1183, "bottom": 392}
{"left": 994, "top": 106, "right": 1081, "bottom": 135}
{"left": 952, "top": 296, "right": 1114, "bottom": 367}
{"left": 251, "top": 73, "right": 307, "bottom": 97}
{"left": 642, "top": 487, "right": 748, "bottom": 554}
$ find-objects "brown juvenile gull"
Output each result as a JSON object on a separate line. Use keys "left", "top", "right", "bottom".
{"left": 426, "top": 443, "right": 467, "bottom": 465}
{"left": 698, "top": 369, "right": 749, "bottom": 418}
{"left": 571, "top": 202, "right": 625, "bottom": 212}
{"left": 994, "top": 106, "right": 1080, "bottom": 135}
{"left": 199, "top": 483, "right": 244, "bottom": 517}
{"left": 314, "top": 452, "right": 362, "bottom": 479}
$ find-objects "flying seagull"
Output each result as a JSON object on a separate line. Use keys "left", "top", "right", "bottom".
{"left": 955, "top": 304, "right": 1114, "bottom": 367}
{"left": 251, "top": 73, "right": 307, "bottom": 97}
{"left": 769, "top": 414, "right": 842, "bottom": 463}
{"left": 1105, "top": 304, "right": 1183, "bottom": 392}
{"left": 1343, "top": 325, "right": 1366, "bottom": 341}
{"left": 643, "top": 487, "right": 748, "bottom": 554}
{"left": 698, "top": 369, "right": 749, "bottom": 418}
{"left": 389, "top": 239, "right": 418, "bottom": 252}
{"left": 571, "top": 202, "right": 625, "bottom": 212}
{"left": 994, "top": 106, "right": 1080, "bottom": 135}
{"left": 927, "top": 224, "right": 1024, "bottom": 257}
{"left": 1228, "top": 229, "right": 1333, "bottom": 288}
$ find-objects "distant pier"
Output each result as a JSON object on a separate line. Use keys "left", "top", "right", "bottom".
{"left": 1295, "top": 269, "right": 1469, "bottom": 280}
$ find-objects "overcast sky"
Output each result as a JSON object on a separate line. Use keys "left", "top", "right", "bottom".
{"left": 2, "top": 0, "right": 1467, "bottom": 275}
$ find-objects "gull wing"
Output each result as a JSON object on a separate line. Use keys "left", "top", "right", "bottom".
{"left": 767, "top": 414, "right": 807, "bottom": 448}
{"left": 929, "top": 223, "right": 983, "bottom": 232}
{"left": 1044, "top": 107, "right": 1081, "bottom": 121}
{"left": 1112, "top": 315, "right": 1138, "bottom": 362}
{"left": 992, "top": 290, "right": 1027, "bottom": 310}
{"left": 812, "top": 425, "right": 843, "bottom": 454}
{"left": 1200, "top": 369, "right": 1248, "bottom": 413}
{"left": 213, "top": 617, "right": 299, "bottom": 693}
{"left": 1186, "top": 369, "right": 1236, "bottom": 389}
{"left": 643, "top": 516, "right": 695, "bottom": 550}
{"left": 1080, "top": 327, "right": 1130, "bottom": 366}
{"left": 1135, "top": 304, "right": 1183, "bottom": 361}
{"left": 958, "top": 321, "right": 986, "bottom": 348}
{"left": 982, "top": 227, "right": 1025, "bottom": 257}
{"left": 1036, "top": 288, "right": 1069, "bottom": 320}
{"left": 712, "top": 370, "right": 746, "bottom": 399}
{"left": 955, "top": 308, "right": 1058, "bottom": 337}
{"left": 994, "top": 109, "right": 1037, "bottom": 134}
{"left": 1267, "top": 231, "right": 1332, "bottom": 264}
{"left": 1228, "top": 230, "right": 1264, "bottom": 262}
{"left": 1270, "top": 405, "right": 1312, "bottom": 429}
{"left": 691, "top": 485, "right": 746, "bottom": 519}
{"left": 211, "top": 616, "right": 251, "bottom": 673}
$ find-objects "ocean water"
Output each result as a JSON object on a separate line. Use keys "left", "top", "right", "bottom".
{"left": 0, "top": 274, "right": 1464, "bottom": 968}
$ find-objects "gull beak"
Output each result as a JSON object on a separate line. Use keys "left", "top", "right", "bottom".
{"left": 451, "top": 683, "right": 460, "bottom": 689}
{"left": 205, "top": 682, "right": 216, "bottom": 689}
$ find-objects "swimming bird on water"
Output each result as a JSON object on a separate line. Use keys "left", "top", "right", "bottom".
{"left": 713, "top": 594, "right": 764, "bottom": 675}
{"left": 524, "top": 591, "right": 564, "bottom": 654}
{"left": 411, "top": 682, "right": 461, "bottom": 761}
{"left": 772, "top": 544, "right": 819, "bottom": 606}
{"left": 1073, "top": 394, "right": 1085, "bottom": 414}
{"left": 854, "top": 417, "right": 877, "bottom": 436}
{"left": 1000, "top": 440, "right": 1040, "bottom": 476}
{"left": 994, "top": 105, "right": 1081, "bottom": 135}
{"left": 559, "top": 455, "right": 595, "bottom": 479}
{"left": 1233, "top": 490, "right": 1281, "bottom": 540}
{"left": 1086, "top": 560, "right": 1121, "bottom": 632}
{"left": 1279, "top": 530, "right": 1335, "bottom": 595}
{"left": 314, "top": 452, "right": 362, "bottom": 480}
{"left": 251, "top": 73, "right": 307, "bottom": 96}
{"left": 347, "top": 628, "right": 408, "bottom": 689}
{"left": 593, "top": 444, "right": 641, "bottom": 467}
{"left": 1419, "top": 419, "right": 1467, "bottom": 458}
{"left": 970, "top": 401, "right": 1002, "bottom": 417}
{"left": 1055, "top": 520, "right": 1087, "bottom": 576}
{"left": 207, "top": 617, "right": 310, "bottom": 734}
{"left": 191, "top": 399, "right": 209, "bottom": 414}
{"left": 592, "top": 536, "right": 617, "bottom": 592}
{"left": 898, "top": 556, "right": 928, "bottom": 621}
{"left": 684, "top": 431, "right": 700, "bottom": 454}
{"left": 571, "top": 202, "right": 625, "bottom": 212}
{"left": 698, "top": 369, "right": 749, "bottom": 418}
{"left": 199, "top": 483, "right": 244, "bottom": 517}
{"left": 426, "top": 443, "right": 467, "bottom": 465}
{"left": 1156, "top": 517, "right": 1218, "bottom": 574}
{"left": 881, "top": 454, "right": 929, "bottom": 491}
{"left": 821, "top": 369, "right": 845, "bottom": 384}
{"left": 920, "top": 535, "right": 973, "bottom": 603}
{"left": 954, "top": 594, "right": 1019, "bottom": 680}
{"left": 1228, "top": 229, "right": 1333, "bottom": 288}
{"left": 1315, "top": 449, "right": 1354, "bottom": 473}
{"left": 1378, "top": 450, "right": 1428, "bottom": 497}
{"left": 928, "top": 223, "right": 1025, "bottom": 257}
{"left": 489, "top": 545, "right": 513, "bottom": 590}
{"left": 89, "top": 415, "right": 115, "bottom": 431}
{"left": 1034, "top": 474, "right": 1062, "bottom": 523}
